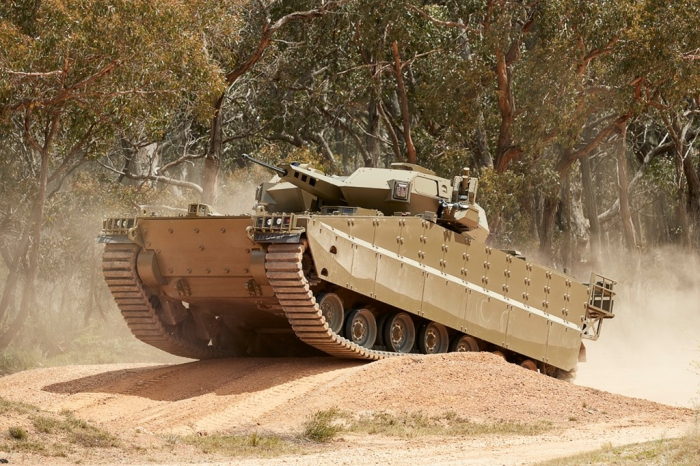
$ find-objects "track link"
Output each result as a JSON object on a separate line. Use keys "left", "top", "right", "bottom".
{"left": 265, "top": 242, "right": 399, "bottom": 361}
{"left": 102, "top": 243, "right": 230, "bottom": 359}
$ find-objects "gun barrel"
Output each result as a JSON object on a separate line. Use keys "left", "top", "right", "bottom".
{"left": 243, "top": 154, "right": 288, "bottom": 176}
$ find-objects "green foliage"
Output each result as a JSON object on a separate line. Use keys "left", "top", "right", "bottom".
{"left": 0, "top": 0, "right": 225, "bottom": 132}
{"left": 477, "top": 166, "right": 536, "bottom": 248}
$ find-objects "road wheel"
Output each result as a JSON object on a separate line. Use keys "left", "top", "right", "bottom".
{"left": 418, "top": 322, "right": 449, "bottom": 354}
{"left": 345, "top": 309, "right": 377, "bottom": 349}
{"left": 521, "top": 359, "right": 538, "bottom": 371}
{"left": 449, "top": 334, "right": 479, "bottom": 352}
{"left": 316, "top": 292, "right": 344, "bottom": 335}
{"left": 384, "top": 312, "right": 416, "bottom": 353}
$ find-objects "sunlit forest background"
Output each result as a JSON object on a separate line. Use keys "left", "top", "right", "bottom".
{"left": 1, "top": 0, "right": 699, "bottom": 372}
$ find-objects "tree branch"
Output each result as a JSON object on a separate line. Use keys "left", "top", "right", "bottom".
{"left": 392, "top": 41, "right": 416, "bottom": 164}
{"left": 408, "top": 5, "right": 481, "bottom": 34}
{"left": 377, "top": 100, "right": 404, "bottom": 163}
{"left": 319, "top": 107, "right": 373, "bottom": 167}
{"left": 598, "top": 137, "right": 674, "bottom": 224}
{"left": 1, "top": 69, "right": 63, "bottom": 78}
{"left": 556, "top": 114, "right": 630, "bottom": 175}
{"left": 225, "top": 2, "right": 345, "bottom": 86}
{"left": 98, "top": 160, "right": 204, "bottom": 193}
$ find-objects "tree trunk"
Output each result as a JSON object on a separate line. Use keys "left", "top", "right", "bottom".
{"left": 494, "top": 49, "right": 515, "bottom": 174}
{"left": 681, "top": 140, "right": 700, "bottom": 247}
{"left": 202, "top": 95, "right": 224, "bottom": 206}
{"left": 580, "top": 154, "right": 601, "bottom": 265}
{"left": 539, "top": 196, "right": 559, "bottom": 259}
{"left": 615, "top": 123, "right": 637, "bottom": 250}
{"left": 0, "top": 149, "right": 49, "bottom": 350}
{"left": 560, "top": 173, "right": 572, "bottom": 270}
{"left": 366, "top": 98, "right": 380, "bottom": 167}
{"left": 523, "top": 191, "right": 539, "bottom": 245}
{"left": 474, "top": 110, "right": 494, "bottom": 171}
{"left": 391, "top": 41, "right": 416, "bottom": 164}
{"left": 0, "top": 219, "right": 32, "bottom": 328}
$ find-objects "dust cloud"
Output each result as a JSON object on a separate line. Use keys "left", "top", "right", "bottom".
{"left": 577, "top": 246, "right": 700, "bottom": 408}
{"left": 216, "top": 167, "right": 271, "bottom": 215}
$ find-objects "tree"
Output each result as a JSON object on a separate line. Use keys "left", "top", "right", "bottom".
{"left": 0, "top": 0, "right": 223, "bottom": 349}
{"left": 190, "top": 0, "right": 348, "bottom": 205}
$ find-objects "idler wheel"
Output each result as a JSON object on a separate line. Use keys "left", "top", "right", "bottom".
{"left": 521, "top": 359, "right": 538, "bottom": 371}
{"left": 316, "top": 292, "right": 345, "bottom": 335}
{"left": 449, "top": 334, "right": 479, "bottom": 352}
{"left": 345, "top": 309, "right": 377, "bottom": 349}
{"left": 384, "top": 312, "right": 416, "bottom": 353}
{"left": 418, "top": 322, "right": 449, "bottom": 354}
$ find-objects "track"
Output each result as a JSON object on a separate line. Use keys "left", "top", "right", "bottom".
{"left": 265, "top": 241, "right": 398, "bottom": 361}
{"left": 102, "top": 242, "right": 230, "bottom": 359}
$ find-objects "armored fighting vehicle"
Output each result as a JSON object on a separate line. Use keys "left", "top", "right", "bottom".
{"left": 100, "top": 156, "right": 615, "bottom": 380}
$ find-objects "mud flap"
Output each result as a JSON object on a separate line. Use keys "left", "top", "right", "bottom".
{"left": 578, "top": 342, "right": 587, "bottom": 362}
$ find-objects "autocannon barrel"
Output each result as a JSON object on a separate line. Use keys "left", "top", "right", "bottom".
{"left": 242, "top": 154, "right": 288, "bottom": 176}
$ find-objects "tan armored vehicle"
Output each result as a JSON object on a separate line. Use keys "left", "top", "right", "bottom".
{"left": 100, "top": 156, "right": 615, "bottom": 380}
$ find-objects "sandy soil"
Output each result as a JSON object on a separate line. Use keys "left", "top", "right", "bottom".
{"left": 0, "top": 353, "right": 695, "bottom": 465}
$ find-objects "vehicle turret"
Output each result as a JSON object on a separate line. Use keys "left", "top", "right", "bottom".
{"left": 244, "top": 155, "right": 489, "bottom": 242}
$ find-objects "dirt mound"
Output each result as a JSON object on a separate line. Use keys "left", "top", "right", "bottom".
{"left": 0, "top": 353, "right": 690, "bottom": 436}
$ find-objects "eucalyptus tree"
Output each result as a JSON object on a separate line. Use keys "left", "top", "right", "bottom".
{"left": 188, "top": 0, "right": 348, "bottom": 205}
{"left": 0, "top": 0, "right": 223, "bottom": 348}
{"left": 222, "top": 0, "right": 487, "bottom": 174}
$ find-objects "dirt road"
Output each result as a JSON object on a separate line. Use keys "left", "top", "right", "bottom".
{"left": 0, "top": 353, "right": 693, "bottom": 465}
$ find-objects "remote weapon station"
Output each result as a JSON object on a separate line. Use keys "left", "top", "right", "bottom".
{"left": 101, "top": 156, "right": 615, "bottom": 380}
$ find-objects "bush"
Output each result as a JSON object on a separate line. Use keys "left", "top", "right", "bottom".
{"left": 301, "top": 409, "right": 341, "bottom": 442}
{"left": 9, "top": 426, "right": 28, "bottom": 440}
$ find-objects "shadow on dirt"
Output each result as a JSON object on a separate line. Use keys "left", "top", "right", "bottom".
{"left": 42, "top": 357, "right": 366, "bottom": 402}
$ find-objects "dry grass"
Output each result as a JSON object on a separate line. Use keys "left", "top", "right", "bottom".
{"left": 302, "top": 408, "right": 343, "bottom": 442}
{"left": 178, "top": 432, "right": 304, "bottom": 457}
{"left": 343, "top": 410, "right": 553, "bottom": 438}
{"left": 8, "top": 426, "right": 27, "bottom": 440}
{"left": 0, "top": 397, "right": 39, "bottom": 416}
{"left": 174, "top": 408, "right": 554, "bottom": 458}
{"left": 1, "top": 396, "right": 697, "bottom": 464}
{"left": 0, "top": 396, "right": 118, "bottom": 459}
{"left": 535, "top": 430, "right": 700, "bottom": 466}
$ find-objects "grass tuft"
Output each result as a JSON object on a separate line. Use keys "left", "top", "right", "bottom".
{"left": 9, "top": 426, "right": 28, "bottom": 440}
{"left": 301, "top": 409, "right": 342, "bottom": 443}
{"left": 179, "top": 432, "right": 300, "bottom": 457}
{"left": 33, "top": 415, "right": 60, "bottom": 434}
{"left": 0, "top": 396, "right": 40, "bottom": 416}
{"left": 61, "top": 413, "right": 119, "bottom": 448}
{"left": 535, "top": 429, "right": 700, "bottom": 466}
{"left": 344, "top": 411, "right": 552, "bottom": 438}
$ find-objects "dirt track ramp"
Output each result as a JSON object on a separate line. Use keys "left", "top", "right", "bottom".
{"left": 0, "top": 353, "right": 691, "bottom": 437}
